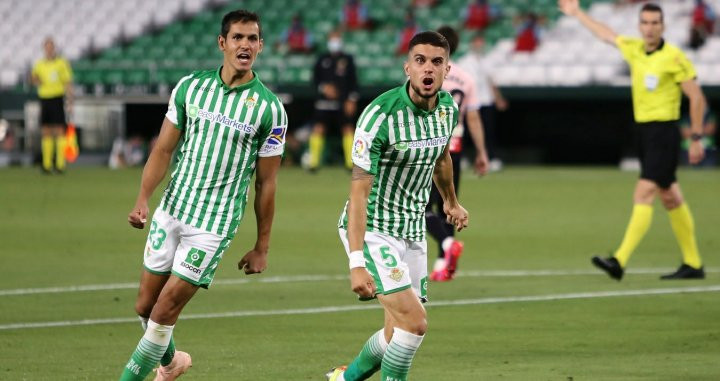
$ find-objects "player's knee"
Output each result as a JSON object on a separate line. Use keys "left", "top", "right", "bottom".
{"left": 407, "top": 317, "right": 427, "bottom": 336}
{"left": 660, "top": 191, "right": 682, "bottom": 210}
{"left": 134, "top": 299, "right": 153, "bottom": 318}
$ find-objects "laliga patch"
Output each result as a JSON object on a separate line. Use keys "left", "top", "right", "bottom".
{"left": 353, "top": 137, "right": 369, "bottom": 159}
{"left": 388, "top": 268, "right": 404, "bottom": 282}
{"left": 644, "top": 74, "right": 659, "bottom": 91}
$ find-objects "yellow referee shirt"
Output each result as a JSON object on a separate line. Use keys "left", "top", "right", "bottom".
{"left": 31, "top": 57, "right": 72, "bottom": 99}
{"left": 616, "top": 36, "right": 696, "bottom": 123}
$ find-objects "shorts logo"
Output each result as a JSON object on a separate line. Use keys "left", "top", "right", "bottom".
{"left": 388, "top": 268, "right": 404, "bottom": 282}
{"left": 394, "top": 142, "right": 408, "bottom": 152}
{"left": 187, "top": 104, "right": 199, "bottom": 119}
{"left": 267, "top": 126, "right": 286, "bottom": 145}
{"left": 184, "top": 248, "right": 206, "bottom": 267}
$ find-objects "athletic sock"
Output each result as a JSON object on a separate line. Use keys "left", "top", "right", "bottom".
{"left": 41, "top": 136, "right": 54, "bottom": 171}
{"left": 55, "top": 135, "right": 67, "bottom": 171}
{"left": 137, "top": 315, "right": 175, "bottom": 367}
{"left": 342, "top": 132, "right": 354, "bottom": 170}
{"left": 344, "top": 329, "right": 388, "bottom": 381}
{"left": 119, "top": 320, "right": 173, "bottom": 380}
{"left": 614, "top": 204, "right": 653, "bottom": 267}
{"left": 380, "top": 328, "right": 424, "bottom": 381}
{"left": 308, "top": 132, "right": 325, "bottom": 169}
{"left": 668, "top": 203, "right": 702, "bottom": 269}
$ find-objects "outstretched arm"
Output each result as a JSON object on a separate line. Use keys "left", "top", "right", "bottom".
{"left": 558, "top": 0, "right": 618, "bottom": 45}
{"left": 128, "top": 118, "right": 182, "bottom": 229}
{"left": 681, "top": 79, "right": 707, "bottom": 164}
{"left": 238, "top": 155, "right": 282, "bottom": 274}
{"left": 433, "top": 147, "right": 469, "bottom": 231}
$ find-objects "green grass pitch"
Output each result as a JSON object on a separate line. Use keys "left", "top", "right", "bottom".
{"left": 1, "top": 166, "right": 718, "bottom": 380}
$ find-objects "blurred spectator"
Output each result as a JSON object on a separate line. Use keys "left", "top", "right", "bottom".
{"left": 689, "top": 0, "right": 716, "bottom": 49}
{"left": 278, "top": 13, "right": 314, "bottom": 53}
{"left": 458, "top": 33, "right": 508, "bottom": 172}
{"left": 680, "top": 109, "right": 717, "bottom": 167}
{"left": 340, "top": 0, "right": 370, "bottom": 30}
{"left": 395, "top": 9, "right": 421, "bottom": 55}
{"left": 463, "top": 0, "right": 500, "bottom": 30}
{"left": 410, "top": 0, "right": 437, "bottom": 8}
{"left": 307, "top": 30, "right": 359, "bottom": 171}
{"left": 514, "top": 12, "right": 544, "bottom": 52}
{"left": 31, "top": 37, "right": 73, "bottom": 174}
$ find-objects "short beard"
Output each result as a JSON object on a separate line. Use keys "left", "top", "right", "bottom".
{"left": 410, "top": 82, "right": 438, "bottom": 99}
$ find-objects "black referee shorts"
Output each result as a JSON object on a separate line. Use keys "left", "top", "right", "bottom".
{"left": 40, "top": 96, "right": 67, "bottom": 126}
{"left": 637, "top": 121, "right": 680, "bottom": 189}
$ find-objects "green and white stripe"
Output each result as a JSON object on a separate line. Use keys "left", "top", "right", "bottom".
{"left": 339, "top": 82, "right": 458, "bottom": 241}
{"left": 159, "top": 68, "right": 287, "bottom": 238}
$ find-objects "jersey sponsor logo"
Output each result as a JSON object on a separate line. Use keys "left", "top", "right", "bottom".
{"left": 267, "top": 126, "right": 286, "bottom": 145}
{"left": 187, "top": 104, "right": 199, "bottom": 119}
{"left": 396, "top": 122, "right": 415, "bottom": 129}
{"left": 197, "top": 109, "right": 255, "bottom": 133}
{"left": 396, "top": 136, "right": 448, "bottom": 150}
{"left": 197, "top": 86, "right": 215, "bottom": 93}
{"left": 182, "top": 248, "right": 206, "bottom": 274}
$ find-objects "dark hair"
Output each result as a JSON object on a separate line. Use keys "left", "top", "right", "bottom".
{"left": 407, "top": 31, "right": 449, "bottom": 54}
{"left": 221, "top": 9, "right": 262, "bottom": 38}
{"left": 436, "top": 26, "right": 459, "bottom": 55}
{"left": 640, "top": 3, "right": 663, "bottom": 22}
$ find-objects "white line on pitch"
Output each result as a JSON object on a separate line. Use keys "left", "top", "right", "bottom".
{"left": 1, "top": 285, "right": 719, "bottom": 331}
{"left": 1, "top": 268, "right": 717, "bottom": 297}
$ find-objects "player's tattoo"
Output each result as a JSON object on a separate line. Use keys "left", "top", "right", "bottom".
{"left": 352, "top": 165, "right": 374, "bottom": 181}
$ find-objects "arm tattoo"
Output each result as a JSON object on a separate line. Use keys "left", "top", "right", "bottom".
{"left": 351, "top": 165, "right": 375, "bottom": 181}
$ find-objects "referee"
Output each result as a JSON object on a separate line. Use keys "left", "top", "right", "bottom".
{"left": 559, "top": 1, "right": 707, "bottom": 280}
{"left": 31, "top": 37, "right": 73, "bottom": 174}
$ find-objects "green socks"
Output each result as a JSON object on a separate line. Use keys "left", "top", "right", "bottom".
{"left": 380, "top": 328, "right": 424, "bottom": 381}
{"left": 120, "top": 320, "right": 173, "bottom": 380}
{"left": 344, "top": 329, "right": 388, "bottom": 381}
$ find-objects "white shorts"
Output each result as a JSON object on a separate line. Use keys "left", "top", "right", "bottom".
{"left": 143, "top": 208, "right": 230, "bottom": 288}
{"left": 338, "top": 228, "right": 428, "bottom": 302}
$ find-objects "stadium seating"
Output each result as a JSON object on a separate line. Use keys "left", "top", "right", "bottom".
{"left": 1, "top": 0, "right": 718, "bottom": 90}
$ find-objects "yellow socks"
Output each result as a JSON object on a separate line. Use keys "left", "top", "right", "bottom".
{"left": 41, "top": 136, "right": 54, "bottom": 171}
{"left": 668, "top": 203, "right": 702, "bottom": 269}
{"left": 342, "top": 132, "right": 353, "bottom": 170}
{"left": 55, "top": 136, "right": 67, "bottom": 171}
{"left": 614, "top": 204, "right": 653, "bottom": 267}
{"left": 308, "top": 132, "right": 325, "bottom": 169}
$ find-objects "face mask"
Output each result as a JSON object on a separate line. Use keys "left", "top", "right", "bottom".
{"left": 328, "top": 39, "right": 343, "bottom": 53}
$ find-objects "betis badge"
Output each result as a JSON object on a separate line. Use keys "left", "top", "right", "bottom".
{"left": 388, "top": 268, "right": 404, "bottom": 282}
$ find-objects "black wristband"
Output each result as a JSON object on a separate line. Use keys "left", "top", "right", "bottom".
{"left": 690, "top": 133, "right": 703, "bottom": 142}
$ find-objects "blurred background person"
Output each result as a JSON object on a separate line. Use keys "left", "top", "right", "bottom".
{"left": 680, "top": 109, "right": 716, "bottom": 167}
{"left": 31, "top": 37, "right": 73, "bottom": 174}
{"left": 395, "top": 9, "right": 421, "bottom": 55}
{"left": 463, "top": 0, "right": 501, "bottom": 31}
{"left": 308, "top": 30, "right": 359, "bottom": 171}
{"left": 689, "top": 0, "right": 716, "bottom": 49}
{"left": 514, "top": 12, "right": 545, "bottom": 52}
{"left": 340, "top": 0, "right": 371, "bottom": 30}
{"left": 458, "top": 33, "right": 508, "bottom": 172}
{"left": 428, "top": 25, "right": 489, "bottom": 282}
{"left": 278, "top": 13, "right": 314, "bottom": 54}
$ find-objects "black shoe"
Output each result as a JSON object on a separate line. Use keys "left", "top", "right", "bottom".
{"left": 41, "top": 167, "right": 52, "bottom": 175}
{"left": 660, "top": 264, "right": 705, "bottom": 280}
{"left": 591, "top": 256, "right": 624, "bottom": 280}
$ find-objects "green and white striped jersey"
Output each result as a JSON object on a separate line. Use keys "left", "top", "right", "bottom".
{"left": 160, "top": 68, "right": 287, "bottom": 238}
{"left": 339, "top": 82, "right": 458, "bottom": 241}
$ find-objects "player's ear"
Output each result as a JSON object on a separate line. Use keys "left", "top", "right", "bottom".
{"left": 258, "top": 38, "right": 264, "bottom": 54}
{"left": 218, "top": 35, "right": 225, "bottom": 51}
{"left": 403, "top": 61, "right": 409, "bottom": 77}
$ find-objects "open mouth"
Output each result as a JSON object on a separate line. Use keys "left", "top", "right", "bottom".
{"left": 422, "top": 77, "right": 434, "bottom": 90}
{"left": 236, "top": 52, "right": 251, "bottom": 64}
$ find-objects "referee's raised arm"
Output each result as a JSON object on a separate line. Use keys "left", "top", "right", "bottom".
{"left": 558, "top": 0, "right": 618, "bottom": 46}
